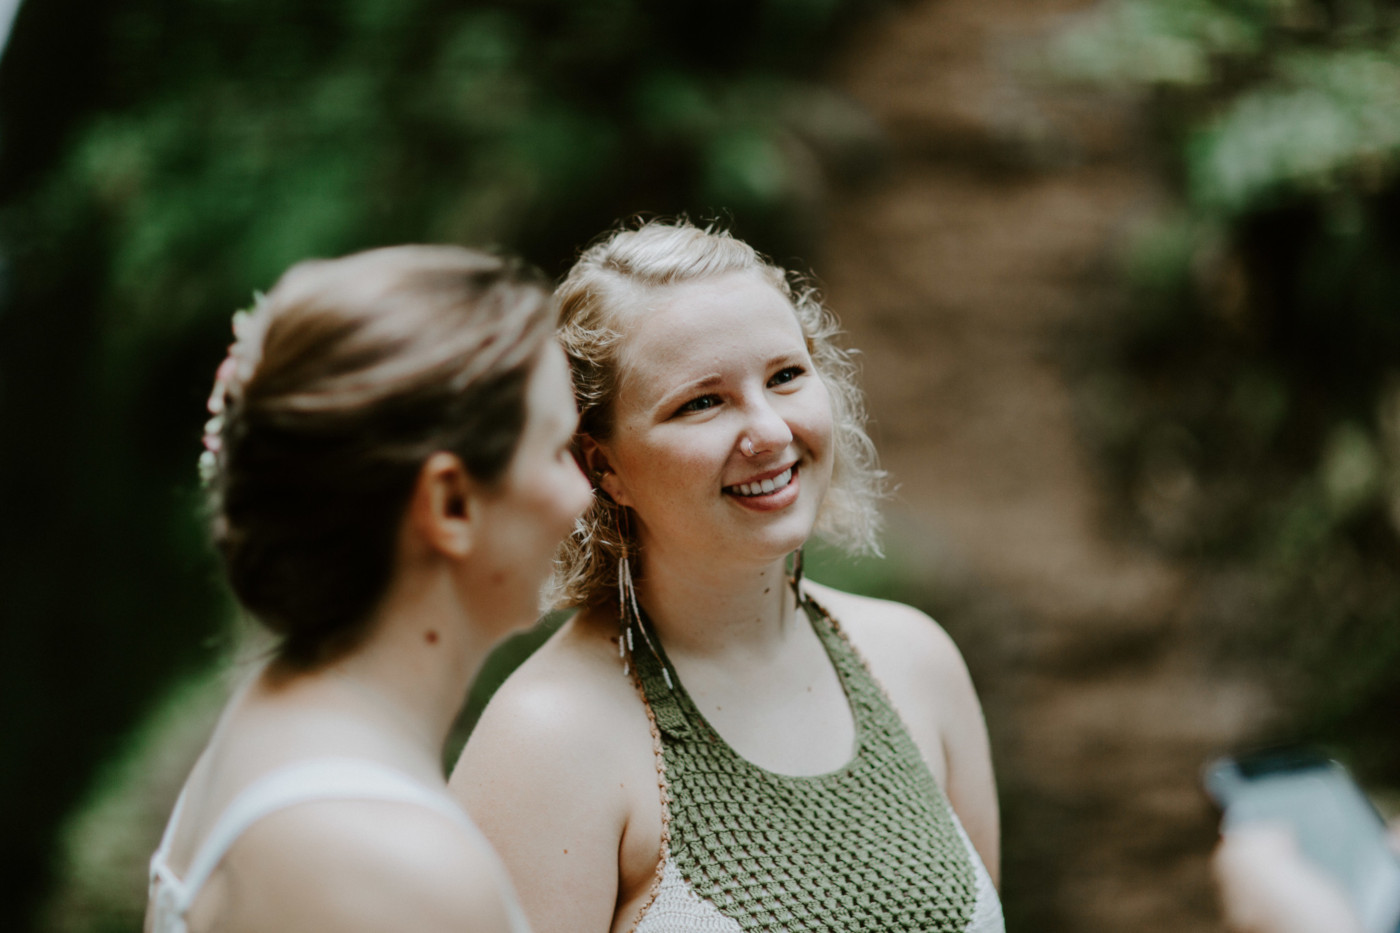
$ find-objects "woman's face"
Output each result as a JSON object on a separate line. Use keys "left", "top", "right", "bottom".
{"left": 471, "top": 342, "right": 592, "bottom": 632}
{"left": 595, "top": 271, "right": 835, "bottom": 570}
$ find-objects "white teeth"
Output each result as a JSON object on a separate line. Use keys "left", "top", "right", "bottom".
{"left": 729, "top": 467, "right": 793, "bottom": 497}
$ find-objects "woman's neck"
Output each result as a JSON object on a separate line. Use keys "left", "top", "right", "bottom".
{"left": 634, "top": 548, "right": 801, "bottom": 660}
{"left": 317, "top": 567, "right": 488, "bottom": 769}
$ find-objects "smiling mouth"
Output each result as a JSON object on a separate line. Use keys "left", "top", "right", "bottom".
{"left": 725, "top": 465, "right": 796, "bottom": 498}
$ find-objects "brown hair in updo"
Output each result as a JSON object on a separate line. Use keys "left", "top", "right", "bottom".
{"left": 206, "top": 245, "right": 553, "bottom": 669}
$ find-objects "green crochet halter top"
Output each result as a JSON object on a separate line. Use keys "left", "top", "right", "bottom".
{"left": 630, "top": 589, "right": 979, "bottom": 932}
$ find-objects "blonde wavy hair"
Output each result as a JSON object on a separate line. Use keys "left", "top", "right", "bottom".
{"left": 550, "top": 220, "right": 886, "bottom": 610}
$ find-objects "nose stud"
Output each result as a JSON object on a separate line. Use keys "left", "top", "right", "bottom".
{"left": 741, "top": 438, "right": 757, "bottom": 457}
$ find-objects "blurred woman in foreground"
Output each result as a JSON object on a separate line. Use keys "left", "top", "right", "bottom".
{"left": 453, "top": 220, "right": 1003, "bottom": 933}
{"left": 145, "top": 246, "right": 591, "bottom": 933}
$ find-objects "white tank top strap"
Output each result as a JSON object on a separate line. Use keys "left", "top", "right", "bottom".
{"left": 152, "top": 781, "right": 189, "bottom": 864}
{"left": 169, "top": 757, "right": 477, "bottom": 913}
{"left": 148, "top": 781, "right": 192, "bottom": 907}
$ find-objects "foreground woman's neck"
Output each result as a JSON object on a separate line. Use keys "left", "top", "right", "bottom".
{"left": 635, "top": 551, "right": 801, "bottom": 660}
{"left": 315, "top": 569, "right": 492, "bottom": 769}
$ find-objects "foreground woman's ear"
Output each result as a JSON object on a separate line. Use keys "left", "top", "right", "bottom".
{"left": 409, "top": 451, "right": 480, "bottom": 558}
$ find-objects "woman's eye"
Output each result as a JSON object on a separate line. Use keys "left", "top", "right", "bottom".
{"left": 769, "top": 366, "right": 805, "bottom": 387}
{"left": 677, "top": 394, "right": 720, "bottom": 415}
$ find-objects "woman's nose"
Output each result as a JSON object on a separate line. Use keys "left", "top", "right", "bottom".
{"left": 739, "top": 398, "right": 794, "bottom": 457}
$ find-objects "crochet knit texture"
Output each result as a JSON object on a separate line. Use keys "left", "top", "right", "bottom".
{"left": 632, "top": 595, "right": 978, "bottom": 932}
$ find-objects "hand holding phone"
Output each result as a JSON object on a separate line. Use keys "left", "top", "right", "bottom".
{"left": 1205, "top": 748, "right": 1400, "bottom": 933}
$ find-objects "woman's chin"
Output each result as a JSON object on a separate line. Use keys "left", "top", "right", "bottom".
{"left": 738, "top": 513, "right": 819, "bottom": 562}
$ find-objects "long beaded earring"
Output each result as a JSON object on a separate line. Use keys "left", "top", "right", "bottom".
{"left": 615, "top": 507, "right": 671, "bottom": 688}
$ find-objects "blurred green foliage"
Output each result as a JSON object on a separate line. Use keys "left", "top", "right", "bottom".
{"left": 0, "top": 0, "right": 889, "bottom": 927}
{"left": 41, "top": 671, "right": 227, "bottom": 933}
{"left": 1053, "top": 0, "right": 1400, "bottom": 214}
{"left": 1051, "top": 0, "right": 1400, "bottom": 773}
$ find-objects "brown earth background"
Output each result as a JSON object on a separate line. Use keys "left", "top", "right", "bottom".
{"left": 816, "top": 1, "right": 1275, "bottom": 929}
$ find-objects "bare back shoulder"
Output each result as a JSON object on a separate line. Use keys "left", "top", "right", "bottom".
{"left": 192, "top": 797, "right": 517, "bottom": 933}
{"left": 802, "top": 579, "right": 1001, "bottom": 885}
{"left": 449, "top": 610, "right": 665, "bottom": 933}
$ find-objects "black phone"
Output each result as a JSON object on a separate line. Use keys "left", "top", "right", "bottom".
{"left": 1204, "top": 747, "right": 1400, "bottom": 933}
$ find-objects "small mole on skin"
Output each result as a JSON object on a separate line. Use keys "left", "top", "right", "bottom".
{"left": 563, "top": 849, "right": 569, "bottom": 855}
{"left": 764, "top": 588, "right": 770, "bottom": 595}
{"left": 425, "top": 630, "right": 439, "bottom": 645}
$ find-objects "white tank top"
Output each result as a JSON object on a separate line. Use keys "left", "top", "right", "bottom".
{"left": 147, "top": 757, "right": 531, "bottom": 933}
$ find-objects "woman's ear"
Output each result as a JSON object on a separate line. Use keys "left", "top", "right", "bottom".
{"left": 407, "top": 451, "right": 478, "bottom": 559}
{"left": 578, "top": 435, "right": 631, "bottom": 507}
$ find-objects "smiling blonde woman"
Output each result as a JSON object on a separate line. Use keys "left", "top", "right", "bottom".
{"left": 452, "top": 221, "right": 1004, "bottom": 933}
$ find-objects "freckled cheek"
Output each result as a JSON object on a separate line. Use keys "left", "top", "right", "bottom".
{"left": 628, "top": 433, "right": 717, "bottom": 474}
{"left": 792, "top": 404, "right": 835, "bottom": 459}
{"left": 618, "top": 447, "right": 721, "bottom": 512}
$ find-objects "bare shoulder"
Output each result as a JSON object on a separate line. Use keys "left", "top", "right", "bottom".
{"left": 223, "top": 799, "right": 516, "bottom": 933}
{"left": 449, "top": 609, "right": 664, "bottom": 933}
{"left": 802, "top": 580, "right": 971, "bottom": 689}
{"left": 449, "top": 606, "right": 659, "bottom": 834}
{"left": 458, "top": 609, "right": 652, "bottom": 779}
